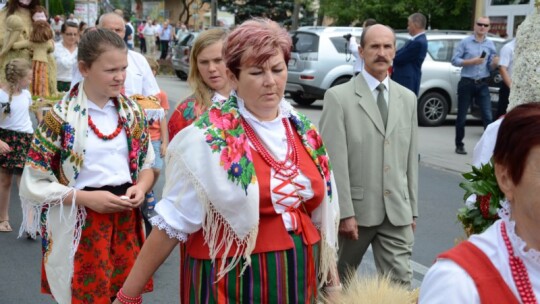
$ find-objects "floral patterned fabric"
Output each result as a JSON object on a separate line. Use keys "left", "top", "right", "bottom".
{"left": 19, "top": 81, "right": 153, "bottom": 304}
{"left": 167, "top": 94, "right": 207, "bottom": 141}
{"left": 194, "top": 95, "right": 333, "bottom": 198}
{"left": 0, "top": 128, "right": 33, "bottom": 170}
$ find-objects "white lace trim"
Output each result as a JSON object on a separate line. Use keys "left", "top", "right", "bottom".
{"left": 149, "top": 215, "right": 188, "bottom": 242}
{"left": 498, "top": 200, "right": 540, "bottom": 264}
{"left": 235, "top": 91, "right": 292, "bottom": 120}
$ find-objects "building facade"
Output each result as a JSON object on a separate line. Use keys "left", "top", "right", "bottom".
{"left": 477, "top": 0, "right": 535, "bottom": 38}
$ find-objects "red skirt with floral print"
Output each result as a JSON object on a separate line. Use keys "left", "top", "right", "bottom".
{"left": 41, "top": 208, "right": 153, "bottom": 303}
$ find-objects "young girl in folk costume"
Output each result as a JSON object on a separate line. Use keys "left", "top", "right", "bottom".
{"left": 0, "top": 59, "right": 34, "bottom": 232}
{"left": 12, "top": 12, "right": 55, "bottom": 97}
{"left": 19, "top": 29, "right": 155, "bottom": 303}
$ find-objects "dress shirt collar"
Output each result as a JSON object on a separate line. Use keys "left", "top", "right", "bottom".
{"left": 87, "top": 99, "right": 115, "bottom": 111}
{"left": 411, "top": 31, "right": 425, "bottom": 40}
{"left": 361, "top": 69, "right": 390, "bottom": 93}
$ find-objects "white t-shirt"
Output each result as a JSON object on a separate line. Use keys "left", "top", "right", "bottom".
{"left": 70, "top": 50, "right": 160, "bottom": 97}
{"left": 54, "top": 42, "right": 78, "bottom": 83}
{"left": 0, "top": 89, "right": 33, "bottom": 133}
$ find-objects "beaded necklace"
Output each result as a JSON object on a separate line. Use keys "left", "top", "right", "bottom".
{"left": 501, "top": 221, "right": 538, "bottom": 304}
{"left": 87, "top": 99, "right": 124, "bottom": 141}
{"left": 241, "top": 117, "right": 299, "bottom": 177}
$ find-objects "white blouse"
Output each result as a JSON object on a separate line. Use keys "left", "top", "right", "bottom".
{"left": 54, "top": 42, "right": 78, "bottom": 83}
{"left": 74, "top": 99, "right": 154, "bottom": 189}
{"left": 419, "top": 202, "right": 540, "bottom": 303}
{"left": 151, "top": 98, "right": 318, "bottom": 241}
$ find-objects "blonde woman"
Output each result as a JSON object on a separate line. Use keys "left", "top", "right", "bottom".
{"left": 168, "top": 28, "right": 231, "bottom": 140}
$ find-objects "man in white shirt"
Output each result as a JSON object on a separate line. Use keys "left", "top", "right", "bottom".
{"left": 496, "top": 38, "right": 515, "bottom": 118}
{"left": 349, "top": 18, "right": 377, "bottom": 75}
{"left": 70, "top": 13, "right": 160, "bottom": 97}
{"left": 66, "top": 13, "right": 79, "bottom": 25}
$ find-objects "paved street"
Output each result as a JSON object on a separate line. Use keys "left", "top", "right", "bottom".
{"left": 0, "top": 75, "right": 486, "bottom": 302}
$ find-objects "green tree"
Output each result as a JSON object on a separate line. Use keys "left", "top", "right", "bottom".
{"left": 319, "top": 0, "right": 473, "bottom": 30}
{"left": 219, "top": 0, "right": 316, "bottom": 27}
{"left": 47, "top": 0, "right": 64, "bottom": 17}
{"left": 62, "top": 0, "right": 74, "bottom": 15}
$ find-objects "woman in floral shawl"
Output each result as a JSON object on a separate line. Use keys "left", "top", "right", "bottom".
{"left": 19, "top": 29, "right": 155, "bottom": 304}
{"left": 114, "top": 18, "right": 341, "bottom": 304}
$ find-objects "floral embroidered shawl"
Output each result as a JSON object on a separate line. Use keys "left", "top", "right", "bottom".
{"left": 18, "top": 81, "right": 151, "bottom": 304}
{"left": 164, "top": 94, "right": 339, "bottom": 284}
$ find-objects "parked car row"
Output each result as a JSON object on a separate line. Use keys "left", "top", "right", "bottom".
{"left": 285, "top": 26, "right": 507, "bottom": 126}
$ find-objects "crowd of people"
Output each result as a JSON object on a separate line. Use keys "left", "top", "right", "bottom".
{"left": 0, "top": 1, "right": 539, "bottom": 303}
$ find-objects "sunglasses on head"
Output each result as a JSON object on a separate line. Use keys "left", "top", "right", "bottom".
{"left": 476, "top": 23, "right": 490, "bottom": 28}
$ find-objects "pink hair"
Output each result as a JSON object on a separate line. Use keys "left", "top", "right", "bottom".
{"left": 224, "top": 18, "right": 291, "bottom": 78}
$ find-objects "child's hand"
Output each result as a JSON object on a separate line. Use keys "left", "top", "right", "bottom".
{"left": 0, "top": 140, "right": 11, "bottom": 154}
{"left": 160, "top": 142, "right": 167, "bottom": 157}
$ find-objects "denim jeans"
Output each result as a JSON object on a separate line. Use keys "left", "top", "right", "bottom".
{"left": 455, "top": 78, "right": 492, "bottom": 147}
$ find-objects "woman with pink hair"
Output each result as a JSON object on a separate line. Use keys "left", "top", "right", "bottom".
{"left": 113, "top": 18, "right": 341, "bottom": 303}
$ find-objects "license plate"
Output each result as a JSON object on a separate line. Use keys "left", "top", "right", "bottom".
{"left": 490, "top": 92, "right": 499, "bottom": 102}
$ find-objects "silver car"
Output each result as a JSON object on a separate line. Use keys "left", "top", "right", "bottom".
{"left": 286, "top": 26, "right": 363, "bottom": 106}
{"left": 395, "top": 31, "right": 506, "bottom": 126}
{"left": 171, "top": 32, "right": 199, "bottom": 81}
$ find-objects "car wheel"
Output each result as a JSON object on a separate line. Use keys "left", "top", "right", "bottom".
{"left": 331, "top": 76, "right": 351, "bottom": 87}
{"left": 175, "top": 70, "right": 187, "bottom": 81}
{"left": 418, "top": 92, "right": 449, "bottom": 126}
{"left": 292, "top": 95, "right": 317, "bottom": 106}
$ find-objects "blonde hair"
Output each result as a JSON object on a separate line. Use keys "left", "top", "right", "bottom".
{"left": 188, "top": 28, "right": 228, "bottom": 108}
{"left": 3, "top": 59, "right": 31, "bottom": 116}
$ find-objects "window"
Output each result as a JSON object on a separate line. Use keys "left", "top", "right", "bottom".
{"left": 291, "top": 33, "right": 319, "bottom": 53}
{"left": 427, "top": 40, "right": 454, "bottom": 62}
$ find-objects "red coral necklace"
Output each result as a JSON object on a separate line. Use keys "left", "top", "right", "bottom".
{"left": 241, "top": 117, "right": 299, "bottom": 177}
{"left": 501, "top": 221, "right": 538, "bottom": 304}
{"left": 87, "top": 100, "right": 124, "bottom": 140}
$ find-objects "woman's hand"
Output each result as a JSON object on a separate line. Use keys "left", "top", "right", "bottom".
{"left": 77, "top": 190, "right": 136, "bottom": 213}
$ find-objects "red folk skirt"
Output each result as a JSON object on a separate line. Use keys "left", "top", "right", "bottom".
{"left": 41, "top": 208, "right": 153, "bottom": 303}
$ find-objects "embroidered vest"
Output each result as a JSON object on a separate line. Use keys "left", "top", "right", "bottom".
{"left": 438, "top": 241, "right": 519, "bottom": 304}
{"left": 186, "top": 128, "right": 324, "bottom": 259}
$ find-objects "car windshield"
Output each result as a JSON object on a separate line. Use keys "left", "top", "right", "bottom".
{"left": 291, "top": 32, "right": 319, "bottom": 53}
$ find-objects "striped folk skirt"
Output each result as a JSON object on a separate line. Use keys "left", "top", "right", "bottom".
{"left": 181, "top": 233, "right": 320, "bottom": 304}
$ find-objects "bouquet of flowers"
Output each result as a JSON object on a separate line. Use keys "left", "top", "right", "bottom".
{"left": 458, "top": 160, "right": 505, "bottom": 236}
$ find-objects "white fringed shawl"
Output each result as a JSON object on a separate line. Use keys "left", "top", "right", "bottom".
{"left": 164, "top": 95, "right": 340, "bottom": 284}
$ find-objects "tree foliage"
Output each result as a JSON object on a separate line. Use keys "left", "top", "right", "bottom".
{"left": 319, "top": 0, "right": 473, "bottom": 30}
{"left": 219, "top": 0, "right": 316, "bottom": 27}
{"left": 47, "top": 0, "right": 64, "bottom": 17}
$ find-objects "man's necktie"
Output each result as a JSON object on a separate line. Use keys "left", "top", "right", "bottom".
{"left": 376, "top": 83, "right": 388, "bottom": 126}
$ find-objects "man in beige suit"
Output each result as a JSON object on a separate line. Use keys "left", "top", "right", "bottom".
{"left": 319, "top": 24, "right": 418, "bottom": 286}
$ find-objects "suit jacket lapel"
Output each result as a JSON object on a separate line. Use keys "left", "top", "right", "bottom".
{"left": 354, "top": 75, "right": 385, "bottom": 135}
{"left": 386, "top": 80, "right": 404, "bottom": 135}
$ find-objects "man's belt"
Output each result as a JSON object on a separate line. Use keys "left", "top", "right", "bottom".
{"left": 462, "top": 77, "right": 490, "bottom": 84}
